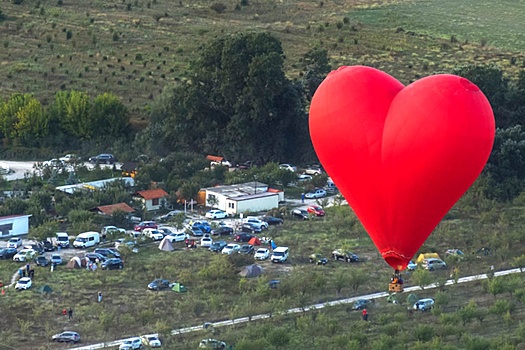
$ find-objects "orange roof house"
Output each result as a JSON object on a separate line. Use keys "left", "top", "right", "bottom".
{"left": 134, "top": 189, "right": 169, "bottom": 211}
{"left": 91, "top": 203, "right": 134, "bottom": 216}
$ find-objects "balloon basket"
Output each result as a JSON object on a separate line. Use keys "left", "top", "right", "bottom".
{"left": 388, "top": 282, "right": 404, "bottom": 293}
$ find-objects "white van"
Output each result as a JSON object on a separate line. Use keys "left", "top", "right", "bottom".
{"left": 271, "top": 247, "right": 289, "bottom": 263}
{"left": 56, "top": 232, "right": 70, "bottom": 248}
{"left": 73, "top": 231, "right": 100, "bottom": 248}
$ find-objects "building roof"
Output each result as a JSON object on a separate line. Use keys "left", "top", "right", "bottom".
{"left": 135, "top": 189, "right": 169, "bottom": 200}
{"left": 231, "top": 192, "right": 278, "bottom": 202}
{"left": 0, "top": 214, "right": 32, "bottom": 221}
{"left": 91, "top": 203, "right": 134, "bottom": 215}
{"left": 205, "top": 182, "right": 271, "bottom": 200}
{"left": 206, "top": 155, "right": 224, "bottom": 162}
{"left": 56, "top": 177, "right": 135, "bottom": 194}
{"left": 267, "top": 188, "right": 283, "bottom": 193}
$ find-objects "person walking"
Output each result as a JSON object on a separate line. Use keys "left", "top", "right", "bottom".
{"left": 68, "top": 308, "right": 73, "bottom": 320}
{"left": 362, "top": 308, "right": 368, "bottom": 321}
{"left": 98, "top": 291, "right": 102, "bottom": 302}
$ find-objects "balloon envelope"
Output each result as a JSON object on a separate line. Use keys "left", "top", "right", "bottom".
{"left": 309, "top": 66, "right": 495, "bottom": 270}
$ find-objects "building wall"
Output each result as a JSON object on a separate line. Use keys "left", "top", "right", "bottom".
{"left": 206, "top": 191, "right": 229, "bottom": 212}
{"left": 0, "top": 216, "right": 30, "bottom": 237}
{"left": 139, "top": 198, "right": 166, "bottom": 211}
{"left": 236, "top": 195, "right": 279, "bottom": 215}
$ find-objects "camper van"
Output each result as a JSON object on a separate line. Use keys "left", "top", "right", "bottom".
{"left": 56, "top": 232, "right": 70, "bottom": 248}
{"left": 271, "top": 246, "right": 289, "bottom": 263}
{"left": 73, "top": 231, "right": 100, "bottom": 249}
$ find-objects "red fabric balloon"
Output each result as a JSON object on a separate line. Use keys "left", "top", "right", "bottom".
{"left": 309, "top": 66, "right": 495, "bottom": 270}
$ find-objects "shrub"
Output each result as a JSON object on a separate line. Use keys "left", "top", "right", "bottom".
{"left": 211, "top": 2, "right": 226, "bottom": 13}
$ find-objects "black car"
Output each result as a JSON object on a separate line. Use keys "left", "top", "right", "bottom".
{"left": 262, "top": 216, "right": 284, "bottom": 225}
{"left": 211, "top": 226, "right": 234, "bottom": 236}
{"left": 89, "top": 153, "right": 116, "bottom": 164}
{"left": 52, "top": 331, "right": 81, "bottom": 343}
{"left": 239, "top": 244, "right": 254, "bottom": 255}
{"left": 25, "top": 243, "right": 44, "bottom": 255}
{"left": 41, "top": 240, "right": 55, "bottom": 252}
{"left": 94, "top": 248, "right": 121, "bottom": 259}
{"left": 148, "top": 279, "right": 171, "bottom": 291}
{"left": 0, "top": 248, "right": 18, "bottom": 260}
{"left": 309, "top": 253, "right": 328, "bottom": 265}
{"left": 86, "top": 253, "right": 108, "bottom": 263}
{"left": 35, "top": 256, "right": 50, "bottom": 267}
{"left": 101, "top": 258, "right": 124, "bottom": 270}
{"left": 209, "top": 240, "right": 228, "bottom": 253}
{"left": 332, "top": 250, "right": 359, "bottom": 262}
{"left": 353, "top": 299, "right": 373, "bottom": 310}
{"left": 234, "top": 233, "right": 253, "bottom": 243}
{"left": 240, "top": 223, "right": 261, "bottom": 234}
{"left": 292, "top": 209, "right": 309, "bottom": 220}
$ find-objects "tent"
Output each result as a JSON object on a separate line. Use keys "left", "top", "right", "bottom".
{"left": 158, "top": 237, "right": 174, "bottom": 252}
{"left": 239, "top": 264, "right": 264, "bottom": 278}
{"left": 406, "top": 293, "right": 418, "bottom": 306}
{"left": 248, "top": 237, "right": 261, "bottom": 246}
{"left": 66, "top": 257, "right": 82, "bottom": 269}
{"left": 38, "top": 285, "right": 53, "bottom": 294}
{"left": 171, "top": 282, "right": 187, "bottom": 293}
{"left": 270, "top": 240, "right": 277, "bottom": 250}
{"left": 416, "top": 253, "right": 440, "bottom": 264}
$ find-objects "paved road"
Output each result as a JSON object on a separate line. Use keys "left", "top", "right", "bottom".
{"left": 67, "top": 267, "right": 523, "bottom": 350}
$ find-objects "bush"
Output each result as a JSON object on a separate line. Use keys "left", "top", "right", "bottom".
{"left": 211, "top": 2, "right": 226, "bottom": 13}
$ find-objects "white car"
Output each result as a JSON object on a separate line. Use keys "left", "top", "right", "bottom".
{"left": 42, "top": 158, "right": 65, "bottom": 168}
{"left": 254, "top": 248, "right": 270, "bottom": 260}
{"left": 200, "top": 237, "right": 213, "bottom": 248}
{"left": 141, "top": 335, "right": 162, "bottom": 348}
{"left": 305, "top": 189, "right": 327, "bottom": 199}
{"left": 166, "top": 232, "right": 189, "bottom": 243}
{"left": 205, "top": 210, "right": 228, "bottom": 219}
{"left": 199, "top": 339, "right": 227, "bottom": 349}
{"left": 102, "top": 226, "right": 126, "bottom": 235}
{"left": 422, "top": 258, "right": 447, "bottom": 271}
{"left": 221, "top": 244, "right": 241, "bottom": 255}
{"left": 279, "top": 164, "right": 297, "bottom": 172}
{"left": 13, "top": 249, "right": 37, "bottom": 262}
{"left": 298, "top": 174, "right": 313, "bottom": 182}
{"left": 243, "top": 217, "right": 268, "bottom": 230}
{"left": 142, "top": 229, "right": 164, "bottom": 241}
{"left": 59, "top": 154, "right": 79, "bottom": 163}
{"left": 15, "top": 277, "right": 32, "bottom": 290}
{"left": 7, "top": 237, "right": 22, "bottom": 248}
{"left": 119, "top": 337, "right": 142, "bottom": 350}
{"left": 413, "top": 298, "right": 435, "bottom": 311}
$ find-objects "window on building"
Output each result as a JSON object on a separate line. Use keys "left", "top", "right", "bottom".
{"left": 152, "top": 198, "right": 159, "bottom": 206}
{"left": 228, "top": 203, "right": 235, "bottom": 209}
{"left": 0, "top": 223, "right": 13, "bottom": 236}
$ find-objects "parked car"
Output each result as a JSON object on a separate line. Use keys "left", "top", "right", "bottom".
{"left": 0, "top": 248, "right": 18, "bottom": 260}
{"left": 115, "top": 239, "right": 138, "bottom": 252}
{"left": 143, "top": 229, "right": 164, "bottom": 241}
{"left": 291, "top": 209, "right": 309, "bottom": 220}
{"left": 445, "top": 249, "right": 466, "bottom": 260}
{"left": 15, "top": 277, "right": 32, "bottom": 290}
{"left": 148, "top": 279, "right": 171, "bottom": 291}
{"left": 141, "top": 335, "right": 162, "bottom": 348}
{"left": 422, "top": 258, "right": 447, "bottom": 271}
{"left": 254, "top": 248, "right": 270, "bottom": 260}
{"left": 94, "top": 248, "right": 121, "bottom": 259}
{"left": 209, "top": 241, "right": 228, "bottom": 253}
{"left": 413, "top": 298, "right": 435, "bottom": 311}
{"left": 7, "top": 237, "right": 22, "bottom": 248}
{"left": 332, "top": 249, "right": 359, "bottom": 262}
{"left": 52, "top": 331, "right": 81, "bottom": 343}
{"left": 205, "top": 210, "right": 228, "bottom": 219}
{"left": 24, "top": 243, "right": 44, "bottom": 255}
{"left": 199, "top": 338, "right": 227, "bottom": 349}
{"left": 243, "top": 217, "right": 269, "bottom": 230}
{"left": 35, "top": 256, "right": 50, "bottom": 267}
{"left": 221, "top": 243, "right": 241, "bottom": 255}
{"left": 119, "top": 337, "right": 142, "bottom": 350}
{"left": 261, "top": 216, "right": 284, "bottom": 225}
{"left": 407, "top": 260, "right": 417, "bottom": 271}
{"left": 304, "top": 165, "right": 323, "bottom": 176}
{"left": 134, "top": 221, "right": 158, "bottom": 232}
{"left": 190, "top": 221, "right": 211, "bottom": 233}
{"left": 155, "top": 210, "right": 184, "bottom": 222}
{"left": 307, "top": 205, "right": 325, "bottom": 217}
{"left": 59, "top": 154, "right": 80, "bottom": 163}
{"left": 211, "top": 226, "right": 233, "bottom": 236}
{"left": 239, "top": 244, "right": 254, "bottom": 255}
{"left": 190, "top": 227, "right": 204, "bottom": 236}
{"left": 41, "top": 240, "right": 55, "bottom": 252}
{"left": 353, "top": 299, "right": 373, "bottom": 310}
{"left": 298, "top": 174, "right": 313, "bottom": 182}
{"left": 86, "top": 253, "right": 108, "bottom": 263}
{"left": 102, "top": 226, "right": 126, "bottom": 235}
{"left": 55, "top": 232, "right": 70, "bottom": 248}
{"left": 13, "top": 249, "right": 37, "bottom": 262}
{"left": 305, "top": 188, "right": 327, "bottom": 199}
{"left": 101, "top": 258, "right": 124, "bottom": 270}
{"left": 201, "top": 236, "right": 213, "bottom": 248}
{"left": 89, "top": 153, "right": 116, "bottom": 164}
{"left": 51, "top": 254, "right": 63, "bottom": 265}
{"left": 167, "top": 232, "right": 190, "bottom": 243}
{"left": 309, "top": 253, "right": 328, "bottom": 265}
{"left": 234, "top": 233, "right": 254, "bottom": 243}
{"left": 240, "top": 223, "right": 262, "bottom": 234}
{"left": 279, "top": 164, "right": 297, "bottom": 172}
{"left": 42, "top": 158, "right": 65, "bottom": 168}
{"left": 236, "top": 161, "right": 253, "bottom": 169}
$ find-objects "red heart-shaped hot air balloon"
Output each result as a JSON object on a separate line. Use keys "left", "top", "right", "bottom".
{"left": 309, "top": 66, "right": 495, "bottom": 270}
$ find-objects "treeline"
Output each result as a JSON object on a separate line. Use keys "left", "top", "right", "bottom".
{"left": 0, "top": 91, "right": 131, "bottom": 149}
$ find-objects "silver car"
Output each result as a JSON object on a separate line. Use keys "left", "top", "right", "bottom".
{"left": 422, "top": 258, "right": 447, "bottom": 271}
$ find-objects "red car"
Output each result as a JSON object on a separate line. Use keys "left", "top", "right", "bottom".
{"left": 134, "top": 221, "right": 158, "bottom": 232}
{"left": 307, "top": 205, "right": 325, "bottom": 217}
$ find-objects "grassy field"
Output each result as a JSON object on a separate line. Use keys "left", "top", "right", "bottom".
{"left": 1, "top": 0, "right": 525, "bottom": 126}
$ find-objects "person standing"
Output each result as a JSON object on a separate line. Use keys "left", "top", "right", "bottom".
{"left": 362, "top": 308, "right": 368, "bottom": 321}
{"left": 301, "top": 193, "right": 305, "bottom": 203}
{"left": 68, "top": 308, "right": 73, "bottom": 320}
{"left": 98, "top": 291, "right": 102, "bottom": 302}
